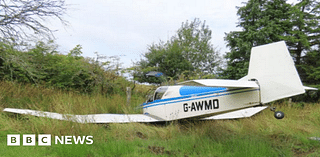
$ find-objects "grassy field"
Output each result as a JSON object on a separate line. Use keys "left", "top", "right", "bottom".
{"left": 0, "top": 81, "right": 320, "bottom": 157}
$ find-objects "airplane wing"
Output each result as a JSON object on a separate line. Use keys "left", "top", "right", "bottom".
{"left": 177, "top": 79, "right": 259, "bottom": 88}
{"left": 4, "top": 106, "right": 267, "bottom": 123}
{"left": 3, "top": 108, "right": 161, "bottom": 123}
{"left": 202, "top": 106, "right": 268, "bottom": 120}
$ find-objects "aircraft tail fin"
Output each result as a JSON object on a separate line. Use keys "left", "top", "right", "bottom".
{"left": 242, "top": 41, "right": 306, "bottom": 104}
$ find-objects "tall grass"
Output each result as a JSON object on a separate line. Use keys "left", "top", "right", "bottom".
{"left": 0, "top": 80, "right": 147, "bottom": 115}
{"left": 1, "top": 81, "right": 320, "bottom": 156}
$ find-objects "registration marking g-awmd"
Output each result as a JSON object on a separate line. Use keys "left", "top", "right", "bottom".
{"left": 183, "top": 99, "right": 219, "bottom": 112}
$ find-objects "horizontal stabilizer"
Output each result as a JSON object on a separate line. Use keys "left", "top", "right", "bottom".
{"left": 304, "top": 86, "right": 318, "bottom": 91}
{"left": 178, "top": 79, "right": 259, "bottom": 88}
{"left": 3, "top": 108, "right": 161, "bottom": 123}
{"left": 202, "top": 106, "right": 268, "bottom": 120}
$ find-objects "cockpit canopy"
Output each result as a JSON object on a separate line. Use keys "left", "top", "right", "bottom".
{"left": 145, "top": 86, "right": 169, "bottom": 103}
{"left": 154, "top": 86, "right": 168, "bottom": 100}
{"left": 146, "top": 86, "right": 228, "bottom": 104}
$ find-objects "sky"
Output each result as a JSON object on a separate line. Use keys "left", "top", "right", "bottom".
{"left": 50, "top": 0, "right": 296, "bottom": 69}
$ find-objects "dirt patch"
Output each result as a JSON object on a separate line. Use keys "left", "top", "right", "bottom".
{"left": 148, "top": 146, "right": 172, "bottom": 155}
{"left": 292, "top": 144, "right": 316, "bottom": 157}
{"left": 136, "top": 131, "right": 147, "bottom": 139}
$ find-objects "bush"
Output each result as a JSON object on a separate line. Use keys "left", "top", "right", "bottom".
{"left": 0, "top": 41, "right": 123, "bottom": 95}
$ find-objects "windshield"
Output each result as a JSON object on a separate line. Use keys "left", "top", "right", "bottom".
{"left": 154, "top": 86, "right": 168, "bottom": 100}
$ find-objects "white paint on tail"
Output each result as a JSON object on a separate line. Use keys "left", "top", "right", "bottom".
{"left": 242, "top": 41, "right": 305, "bottom": 104}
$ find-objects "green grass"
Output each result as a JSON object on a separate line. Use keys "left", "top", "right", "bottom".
{"left": 0, "top": 81, "right": 320, "bottom": 156}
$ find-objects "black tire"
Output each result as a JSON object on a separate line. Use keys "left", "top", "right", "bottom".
{"left": 274, "top": 111, "right": 285, "bottom": 119}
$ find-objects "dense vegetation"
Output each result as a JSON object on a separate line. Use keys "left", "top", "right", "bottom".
{"left": 0, "top": 41, "right": 130, "bottom": 95}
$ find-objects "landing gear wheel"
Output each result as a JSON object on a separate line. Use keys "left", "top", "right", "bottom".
{"left": 274, "top": 111, "right": 285, "bottom": 119}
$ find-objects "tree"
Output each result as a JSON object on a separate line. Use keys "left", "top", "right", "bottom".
{"left": 282, "top": 0, "right": 320, "bottom": 83}
{"left": 133, "top": 40, "right": 193, "bottom": 84}
{"left": 222, "top": 0, "right": 320, "bottom": 82}
{"left": 223, "top": 0, "right": 265, "bottom": 79}
{"left": 134, "top": 18, "right": 221, "bottom": 84}
{"left": 176, "top": 19, "right": 221, "bottom": 75}
{"left": 0, "top": 0, "right": 68, "bottom": 41}
{"left": 222, "top": 0, "right": 293, "bottom": 79}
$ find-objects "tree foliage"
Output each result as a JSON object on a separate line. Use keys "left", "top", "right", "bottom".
{"left": 134, "top": 18, "right": 221, "bottom": 84}
{"left": 0, "top": 0, "right": 68, "bottom": 40}
{"left": 222, "top": 0, "right": 292, "bottom": 79}
{"left": 223, "top": 0, "right": 320, "bottom": 85}
{"left": 283, "top": 0, "right": 320, "bottom": 84}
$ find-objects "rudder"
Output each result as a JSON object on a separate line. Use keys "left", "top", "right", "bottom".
{"left": 243, "top": 41, "right": 305, "bottom": 104}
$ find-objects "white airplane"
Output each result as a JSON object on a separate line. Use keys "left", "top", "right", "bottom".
{"left": 3, "top": 41, "right": 317, "bottom": 123}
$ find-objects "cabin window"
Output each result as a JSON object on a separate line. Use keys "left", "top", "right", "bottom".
{"left": 154, "top": 86, "right": 168, "bottom": 100}
{"left": 146, "top": 95, "right": 154, "bottom": 103}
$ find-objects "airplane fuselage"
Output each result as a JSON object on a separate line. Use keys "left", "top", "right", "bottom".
{"left": 143, "top": 86, "right": 260, "bottom": 121}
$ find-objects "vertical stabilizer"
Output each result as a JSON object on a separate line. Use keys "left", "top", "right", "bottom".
{"left": 245, "top": 41, "right": 305, "bottom": 104}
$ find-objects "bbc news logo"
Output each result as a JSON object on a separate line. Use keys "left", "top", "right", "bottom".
{"left": 7, "top": 134, "right": 93, "bottom": 146}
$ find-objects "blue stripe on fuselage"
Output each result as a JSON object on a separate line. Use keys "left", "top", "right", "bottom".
{"left": 179, "top": 86, "right": 227, "bottom": 96}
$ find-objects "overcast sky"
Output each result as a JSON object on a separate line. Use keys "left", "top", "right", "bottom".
{"left": 50, "top": 0, "right": 295, "bottom": 68}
